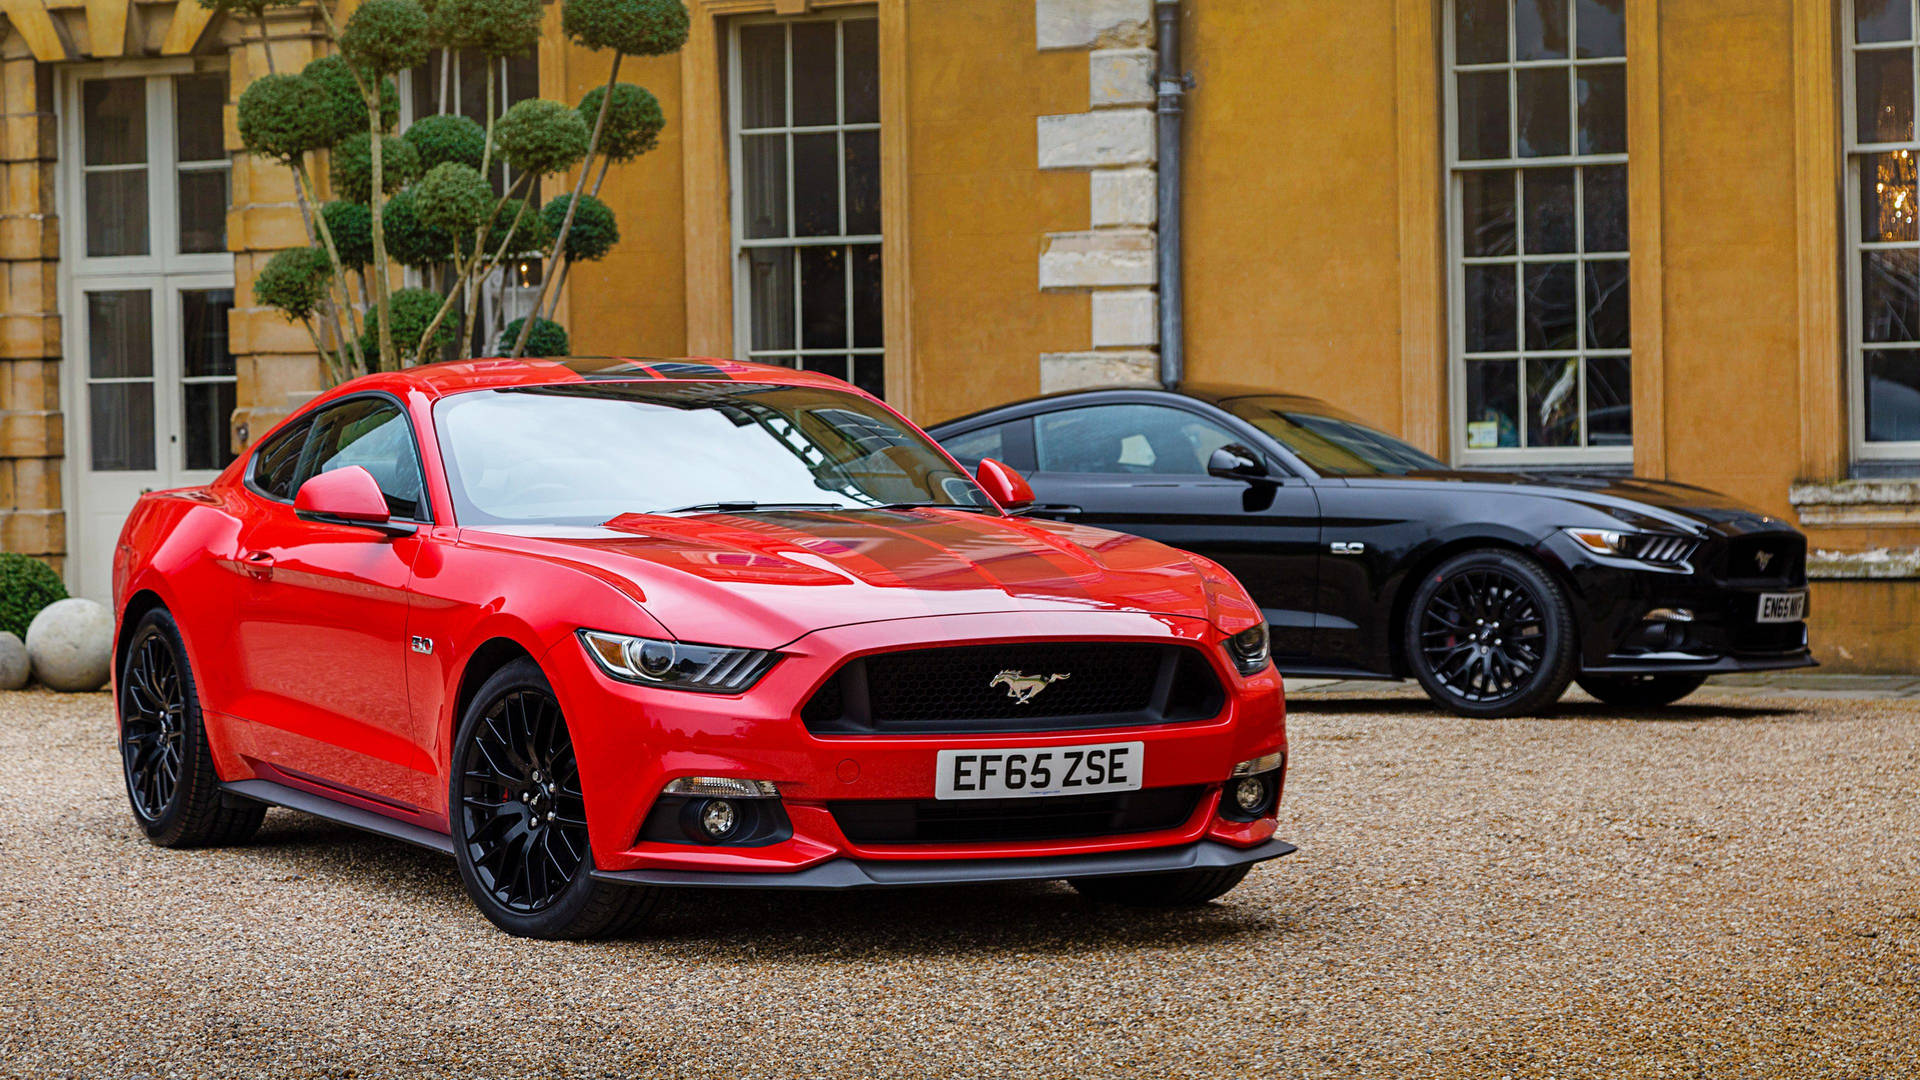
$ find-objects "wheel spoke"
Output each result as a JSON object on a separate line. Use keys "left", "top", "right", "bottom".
{"left": 459, "top": 684, "right": 587, "bottom": 916}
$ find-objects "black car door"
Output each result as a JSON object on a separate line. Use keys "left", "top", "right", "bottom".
{"left": 1017, "top": 402, "right": 1323, "bottom": 659}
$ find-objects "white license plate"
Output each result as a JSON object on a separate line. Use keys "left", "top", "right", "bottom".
{"left": 935, "top": 742, "right": 1144, "bottom": 800}
{"left": 1757, "top": 591, "right": 1807, "bottom": 623}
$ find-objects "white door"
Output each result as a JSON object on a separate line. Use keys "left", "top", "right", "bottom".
{"left": 62, "top": 67, "right": 235, "bottom": 601}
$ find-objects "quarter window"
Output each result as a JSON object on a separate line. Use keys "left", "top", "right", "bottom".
{"left": 729, "top": 14, "right": 884, "bottom": 397}
{"left": 251, "top": 419, "right": 312, "bottom": 501}
{"left": 1447, "top": 0, "right": 1628, "bottom": 462}
{"left": 1034, "top": 405, "right": 1238, "bottom": 476}
{"left": 1846, "top": 0, "right": 1920, "bottom": 453}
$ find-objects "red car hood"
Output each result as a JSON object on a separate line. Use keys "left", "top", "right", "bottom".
{"left": 460, "top": 508, "right": 1253, "bottom": 649}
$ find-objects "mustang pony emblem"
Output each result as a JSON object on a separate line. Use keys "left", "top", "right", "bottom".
{"left": 990, "top": 670, "right": 1070, "bottom": 704}
{"left": 1754, "top": 549, "right": 1774, "bottom": 571}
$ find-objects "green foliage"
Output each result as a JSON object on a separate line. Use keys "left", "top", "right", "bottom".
{"left": 495, "top": 99, "right": 590, "bottom": 177}
{"left": 0, "top": 552, "right": 67, "bottom": 642}
{"left": 403, "top": 113, "right": 487, "bottom": 171}
{"left": 502, "top": 317, "right": 569, "bottom": 358}
{"left": 415, "top": 163, "right": 493, "bottom": 235}
{"left": 236, "top": 74, "right": 334, "bottom": 161}
{"left": 561, "top": 0, "right": 689, "bottom": 56}
{"left": 579, "top": 83, "right": 665, "bottom": 162}
{"left": 382, "top": 189, "right": 457, "bottom": 267}
{"left": 330, "top": 132, "right": 422, "bottom": 203}
{"left": 429, "top": 0, "right": 544, "bottom": 57}
{"left": 366, "top": 287, "right": 459, "bottom": 360}
{"left": 195, "top": 0, "right": 303, "bottom": 16}
{"left": 321, "top": 201, "right": 374, "bottom": 266}
{"left": 303, "top": 56, "right": 400, "bottom": 142}
{"left": 254, "top": 247, "right": 336, "bottom": 321}
{"left": 340, "top": 0, "right": 433, "bottom": 75}
{"left": 460, "top": 197, "right": 550, "bottom": 259}
{"left": 542, "top": 193, "right": 619, "bottom": 261}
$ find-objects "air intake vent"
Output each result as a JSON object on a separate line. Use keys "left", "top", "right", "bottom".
{"left": 1623, "top": 533, "right": 1699, "bottom": 567}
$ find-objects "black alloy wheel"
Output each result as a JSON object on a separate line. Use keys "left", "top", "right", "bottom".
{"left": 1575, "top": 673, "right": 1708, "bottom": 709}
{"left": 450, "top": 658, "right": 656, "bottom": 938}
{"left": 1405, "top": 549, "right": 1577, "bottom": 718}
{"left": 119, "top": 609, "right": 265, "bottom": 847}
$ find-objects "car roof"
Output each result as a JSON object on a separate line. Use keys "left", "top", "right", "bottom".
{"left": 929, "top": 382, "right": 1339, "bottom": 430}
{"left": 318, "top": 356, "right": 858, "bottom": 402}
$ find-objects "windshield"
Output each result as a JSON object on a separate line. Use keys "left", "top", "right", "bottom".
{"left": 1220, "top": 397, "right": 1445, "bottom": 476}
{"left": 434, "top": 382, "right": 994, "bottom": 525}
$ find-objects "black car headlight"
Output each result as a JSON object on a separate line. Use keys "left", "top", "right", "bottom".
{"left": 578, "top": 630, "right": 778, "bottom": 693}
{"left": 1223, "top": 623, "right": 1271, "bottom": 676}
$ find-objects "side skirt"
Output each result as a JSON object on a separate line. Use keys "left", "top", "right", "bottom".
{"left": 222, "top": 778, "right": 456, "bottom": 857}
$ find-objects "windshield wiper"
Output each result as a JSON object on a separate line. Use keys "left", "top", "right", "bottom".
{"left": 649, "top": 501, "right": 852, "bottom": 515}
{"left": 867, "top": 501, "right": 999, "bottom": 514}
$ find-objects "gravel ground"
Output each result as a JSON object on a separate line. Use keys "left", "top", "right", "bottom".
{"left": 2, "top": 685, "right": 1916, "bottom": 1079}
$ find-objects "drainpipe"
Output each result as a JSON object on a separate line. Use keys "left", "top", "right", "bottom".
{"left": 1155, "top": 0, "right": 1187, "bottom": 388}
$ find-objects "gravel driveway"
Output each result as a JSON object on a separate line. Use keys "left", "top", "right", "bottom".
{"left": 2, "top": 685, "right": 1915, "bottom": 1078}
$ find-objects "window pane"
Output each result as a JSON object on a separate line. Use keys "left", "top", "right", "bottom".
{"left": 1523, "top": 261, "right": 1578, "bottom": 350}
{"left": 90, "top": 383, "right": 156, "bottom": 472}
{"left": 84, "top": 79, "right": 146, "bottom": 166}
{"left": 1861, "top": 151, "right": 1920, "bottom": 242}
{"left": 88, "top": 291, "right": 153, "bottom": 378}
{"left": 1525, "top": 356, "right": 1580, "bottom": 447}
{"left": 851, "top": 243, "right": 883, "bottom": 348}
{"left": 792, "top": 131, "right": 840, "bottom": 235}
{"left": 747, "top": 247, "right": 795, "bottom": 351}
{"left": 1456, "top": 71, "right": 1511, "bottom": 160}
{"left": 177, "top": 169, "right": 229, "bottom": 254}
{"left": 1856, "top": 48, "right": 1915, "bottom": 143}
{"left": 1465, "top": 360, "right": 1520, "bottom": 448}
{"left": 1865, "top": 350, "right": 1920, "bottom": 441}
{"left": 843, "top": 19, "right": 879, "bottom": 124}
{"left": 252, "top": 420, "right": 311, "bottom": 499}
{"left": 1584, "top": 258, "right": 1631, "bottom": 349}
{"left": 308, "top": 399, "right": 426, "bottom": 520}
{"left": 1864, "top": 249, "right": 1920, "bottom": 342}
{"left": 1035, "top": 405, "right": 1237, "bottom": 475}
{"left": 1516, "top": 0, "right": 1569, "bottom": 61}
{"left": 1461, "top": 170, "right": 1517, "bottom": 256}
{"left": 1857, "top": 0, "right": 1913, "bottom": 44}
{"left": 1577, "top": 64, "right": 1627, "bottom": 154}
{"left": 182, "top": 289, "right": 235, "bottom": 376}
{"left": 1453, "top": 0, "right": 1507, "bottom": 64}
{"left": 845, "top": 130, "right": 880, "bottom": 234}
{"left": 1464, "top": 264, "right": 1519, "bottom": 352}
{"left": 800, "top": 244, "right": 847, "bottom": 348}
{"left": 174, "top": 74, "right": 227, "bottom": 162}
{"left": 1523, "top": 167, "right": 1576, "bottom": 253}
{"left": 799, "top": 354, "right": 848, "bottom": 381}
{"left": 183, "top": 381, "right": 236, "bottom": 471}
{"left": 791, "top": 21, "right": 838, "bottom": 126}
{"left": 852, "top": 354, "right": 885, "bottom": 398}
{"left": 1575, "top": 0, "right": 1625, "bottom": 58}
{"left": 742, "top": 134, "right": 788, "bottom": 239}
{"left": 1517, "top": 67, "right": 1571, "bottom": 157}
{"left": 944, "top": 424, "right": 1007, "bottom": 468}
{"left": 739, "top": 24, "right": 786, "bottom": 128}
{"left": 86, "top": 171, "right": 150, "bottom": 257}
{"left": 1583, "top": 164, "right": 1628, "bottom": 252}
{"left": 1585, "top": 355, "right": 1632, "bottom": 445}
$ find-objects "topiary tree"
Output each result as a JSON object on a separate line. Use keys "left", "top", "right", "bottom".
{"left": 364, "top": 287, "right": 461, "bottom": 359}
{"left": 404, "top": 113, "right": 487, "bottom": 171}
{"left": 304, "top": 56, "right": 400, "bottom": 143}
{"left": 0, "top": 553, "right": 67, "bottom": 642}
{"left": 579, "top": 83, "right": 666, "bottom": 181}
{"left": 501, "top": 317, "right": 569, "bottom": 357}
{"left": 322, "top": 201, "right": 374, "bottom": 267}
{"left": 254, "top": 247, "right": 346, "bottom": 381}
{"left": 494, "top": 100, "right": 591, "bottom": 178}
{"left": 540, "top": 194, "right": 618, "bottom": 261}
{"left": 382, "top": 190, "right": 457, "bottom": 268}
{"left": 330, "top": 132, "right": 422, "bottom": 203}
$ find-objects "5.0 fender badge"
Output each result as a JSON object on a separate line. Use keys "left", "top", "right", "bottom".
{"left": 411, "top": 636, "right": 434, "bottom": 655}
{"left": 990, "top": 670, "right": 1069, "bottom": 704}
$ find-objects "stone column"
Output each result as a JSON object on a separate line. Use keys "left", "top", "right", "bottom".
{"left": 1035, "top": 0, "right": 1159, "bottom": 392}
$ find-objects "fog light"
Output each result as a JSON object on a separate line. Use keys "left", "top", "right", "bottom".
{"left": 699, "top": 798, "right": 739, "bottom": 840}
{"left": 1233, "top": 775, "right": 1269, "bottom": 814}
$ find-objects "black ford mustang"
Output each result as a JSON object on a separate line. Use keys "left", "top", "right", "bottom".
{"left": 928, "top": 386, "right": 1814, "bottom": 717}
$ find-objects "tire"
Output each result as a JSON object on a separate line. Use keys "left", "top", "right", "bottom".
{"left": 119, "top": 608, "right": 265, "bottom": 848}
{"left": 1069, "top": 865, "right": 1251, "bottom": 907}
{"left": 450, "top": 657, "right": 658, "bottom": 939}
{"left": 1575, "top": 673, "right": 1708, "bottom": 709}
{"left": 1404, "top": 548, "right": 1578, "bottom": 718}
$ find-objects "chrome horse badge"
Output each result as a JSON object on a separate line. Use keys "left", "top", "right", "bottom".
{"left": 990, "top": 670, "right": 1070, "bottom": 704}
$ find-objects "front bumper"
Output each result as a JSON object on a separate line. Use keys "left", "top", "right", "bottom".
{"left": 593, "top": 836, "right": 1298, "bottom": 890}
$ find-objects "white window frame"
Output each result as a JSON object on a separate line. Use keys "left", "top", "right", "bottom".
{"left": 1443, "top": 0, "right": 1631, "bottom": 467}
{"left": 1843, "top": 0, "right": 1920, "bottom": 461}
{"left": 726, "top": 9, "right": 885, "bottom": 393}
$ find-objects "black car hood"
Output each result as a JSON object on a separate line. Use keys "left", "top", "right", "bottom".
{"left": 1337, "top": 470, "right": 1785, "bottom": 534}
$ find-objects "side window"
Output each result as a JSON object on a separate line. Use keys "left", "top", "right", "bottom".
{"left": 303, "top": 398, "right": 430, "bottom": 521}
{"left": 1034, "top": 405, "right": 1239, "bottom": 476}
{"left": 944, "top": 423, "right": 1007, "bottom": 468}
{"left": 250, "top": 419, "right": 312, "bottom": 501}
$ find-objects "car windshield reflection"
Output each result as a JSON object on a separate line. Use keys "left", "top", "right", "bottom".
{"left": 1221, "top": 397, "right": 1446, "bottom": 476}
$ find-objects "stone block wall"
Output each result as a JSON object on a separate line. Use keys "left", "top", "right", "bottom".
{"left": 0, "top": 32, "right": 61, "bottom": 567}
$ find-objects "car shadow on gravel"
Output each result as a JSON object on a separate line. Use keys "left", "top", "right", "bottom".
{"left": 1286, "top": 695, "right": 1805, "bottom": 723}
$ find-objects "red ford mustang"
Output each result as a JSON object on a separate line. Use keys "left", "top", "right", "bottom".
{"left": 113, "top": 358, "right": 1292, "bottom": 937}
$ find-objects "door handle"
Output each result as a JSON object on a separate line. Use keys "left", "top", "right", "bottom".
{"left": 241, "top": 549, "right": 275, "bottom": 580}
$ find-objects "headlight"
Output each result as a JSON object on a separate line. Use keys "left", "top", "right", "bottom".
{"left": 578, "top": 630, "right": 778, "bottom": 693}
{"left": 1223, "top": 623, "right": 1271, "bottom": 675}
{"left": 1563, "top": 527, "right": 1698, "bottom": 569}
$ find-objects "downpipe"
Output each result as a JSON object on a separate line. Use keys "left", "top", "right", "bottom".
{"left": 1155, "top": 0, "right": 1189, "bottom": 389}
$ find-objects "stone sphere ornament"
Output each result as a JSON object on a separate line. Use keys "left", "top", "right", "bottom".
{"left": 0, "top": 631, "right": 28, "bottom": 691}
{"left": 26, "top": 598, "right": 114, "bottom": 693}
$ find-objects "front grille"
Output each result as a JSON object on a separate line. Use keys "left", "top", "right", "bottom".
{"left": 830, "top": 786, "right": 1206, "bottom": 845}
{"left": 1730, "top": 620, "right": 1807, "bottom": 653}
{"left": 1720, "top": 534, "right": 1806, "bottom": 584}
{"left": 800, "top": 642, "right": 1226, "bottom": 734}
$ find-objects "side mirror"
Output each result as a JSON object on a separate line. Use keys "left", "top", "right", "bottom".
{"left": 974, "top": 458, "right": 1035, "bottom": 511}
{"left": 296, "top": 466, "right": 408, "bottom": 533}
{"left": 1207, "top": 445, "right": 1271, "bottom": 482}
